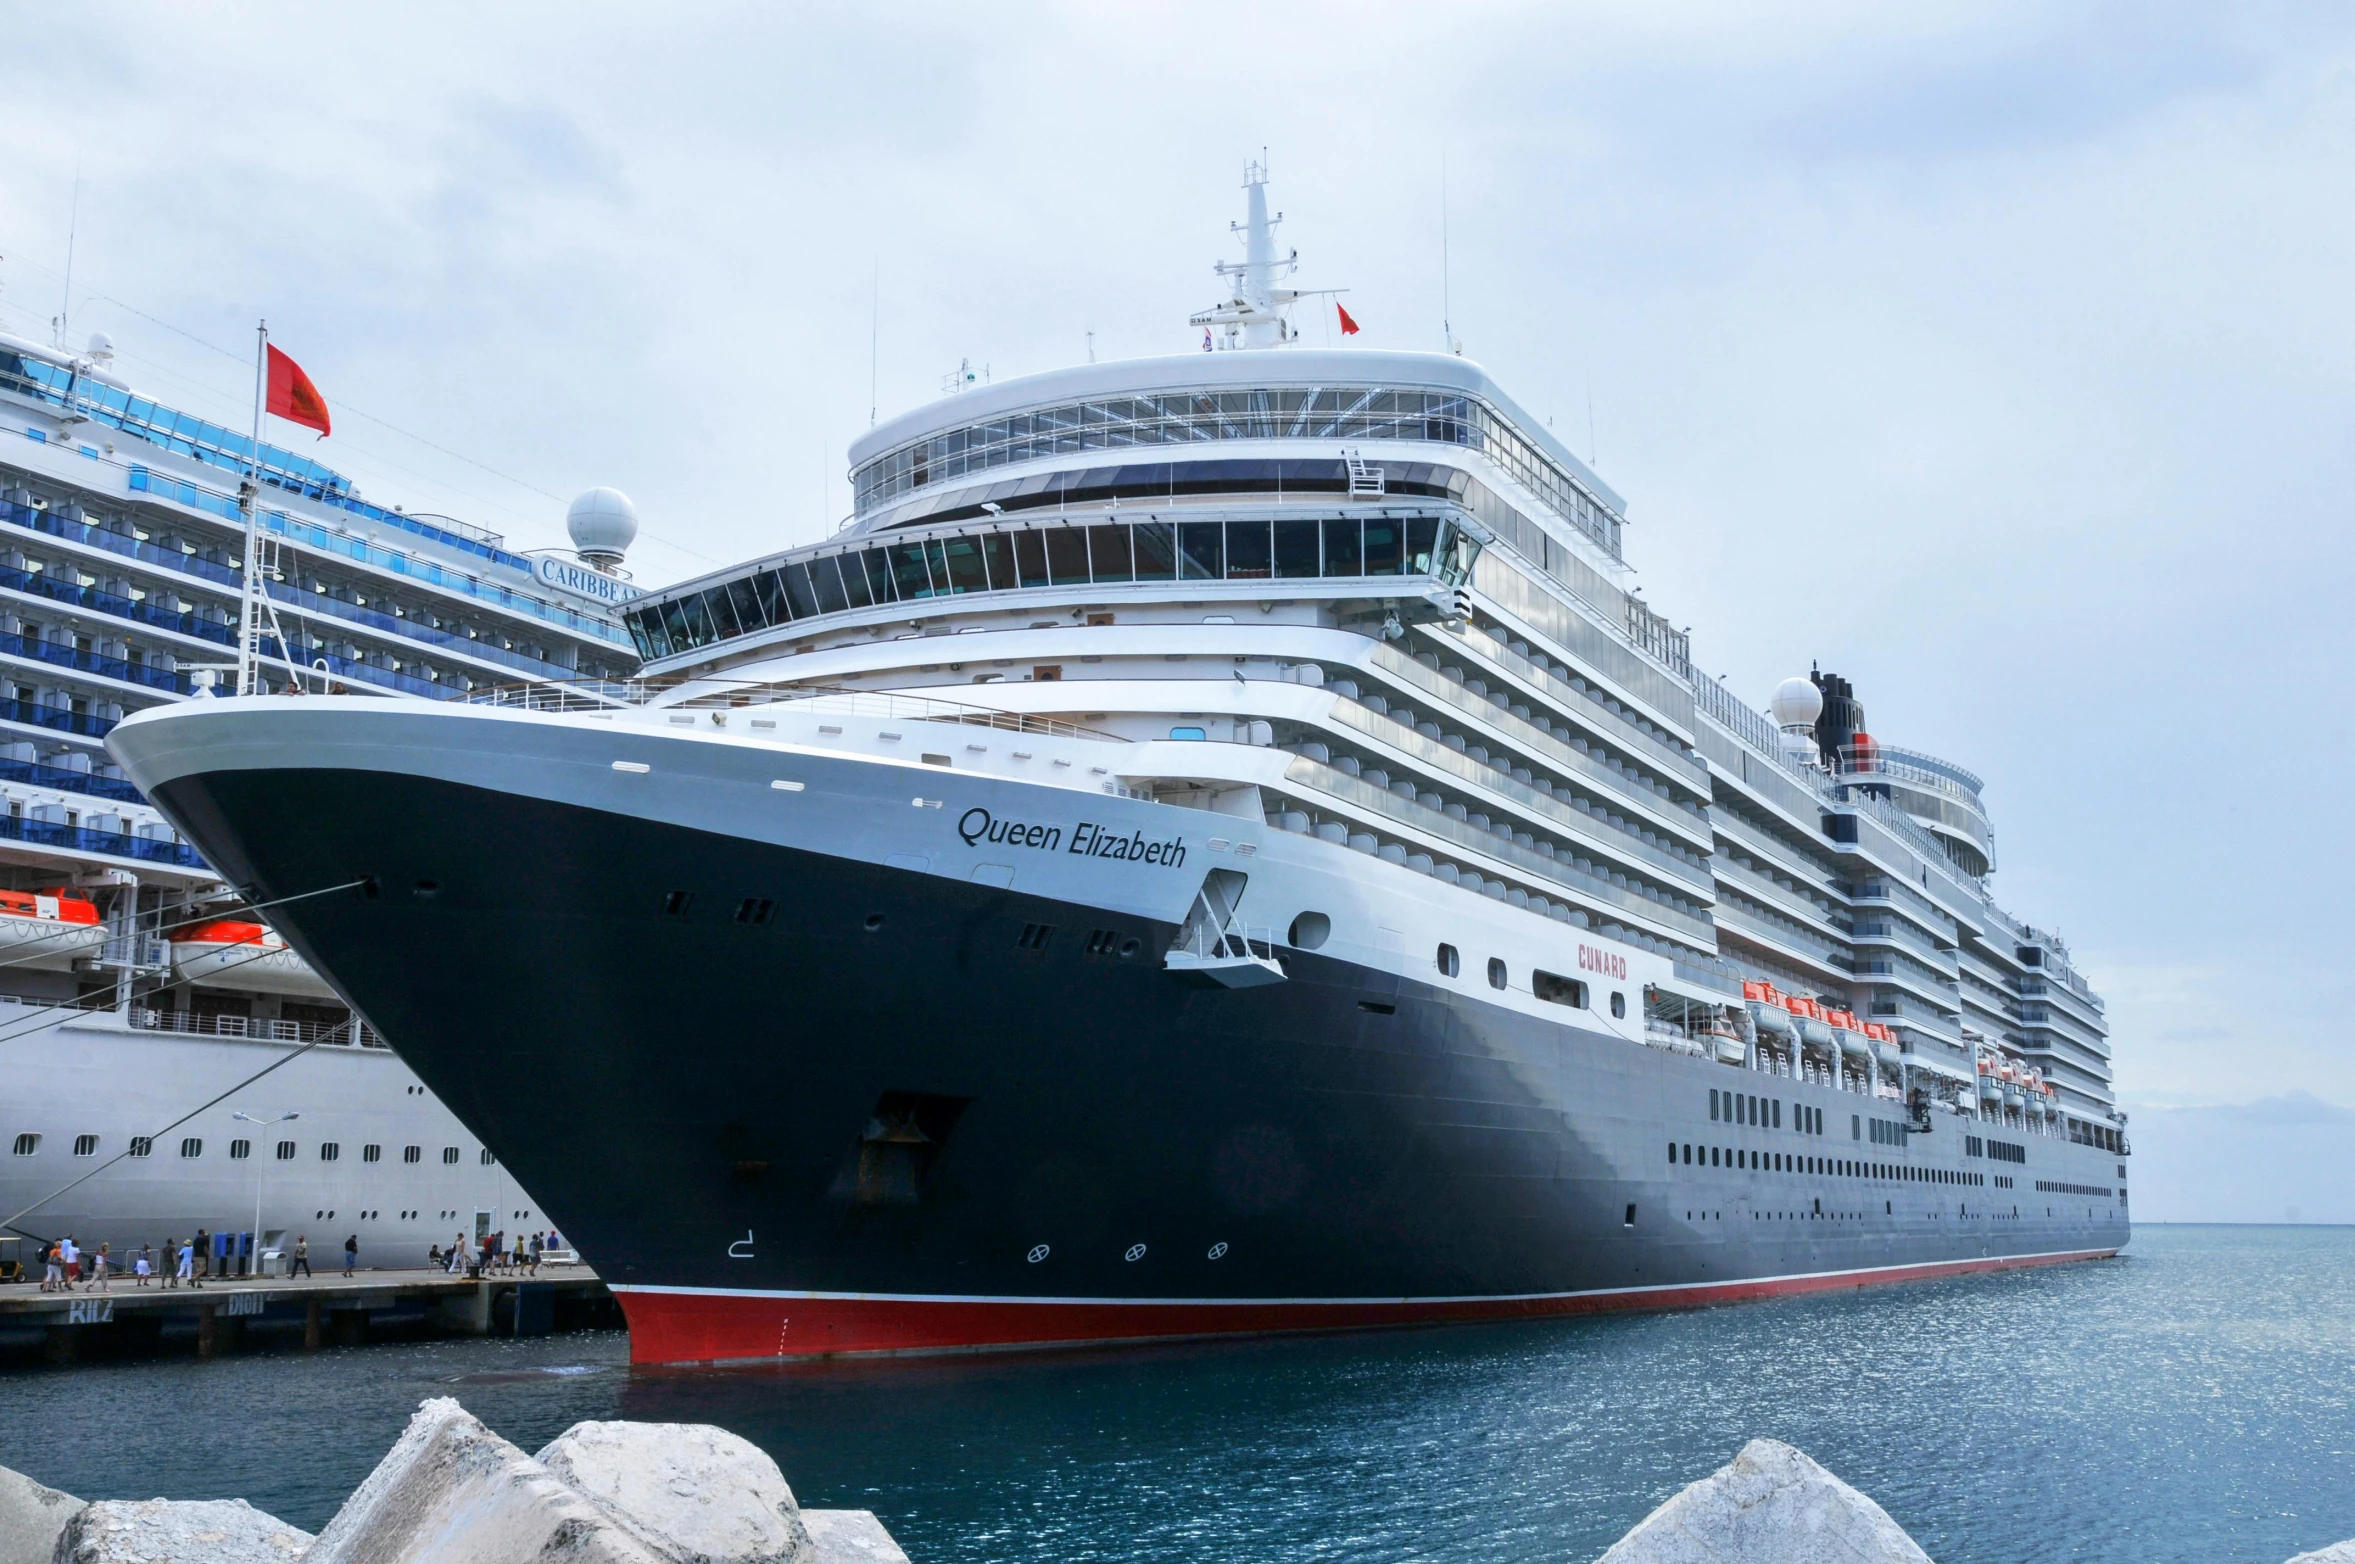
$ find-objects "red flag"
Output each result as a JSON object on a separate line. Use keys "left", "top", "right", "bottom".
{"left": 1336, "top": 301, "right": 1360, "bottom": 336}
{"left": 265, "top": 344, "right": 332, "bottom": 437}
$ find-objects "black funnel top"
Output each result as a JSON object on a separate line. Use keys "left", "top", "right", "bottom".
{"left": 1810, "top": 667, "right": 1864, "bottom": 767}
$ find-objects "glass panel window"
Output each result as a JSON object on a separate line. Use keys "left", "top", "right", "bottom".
{"left": 1224, "top": 521, "right": 1272, "bottom": 579}
{"left": 1321, "top": 517, "right": 1363, "bottom": 576}
{"left": 1131, "top": 522, "right": 1177, "bottom": 581}
{"left": 774, "top": 563, "right": 815, "bottom": 619}
{"left": 1406, "top": 516, "right": 1439, "bottom": 574}
{"left": 724, "top": 575, "right": 766, "bottom": 634}
{"left": 922, "top": 538, "right": 953, "bottom": 594}
{"left": 979, "top": 533, "right": 1017, "bottom": 591}
{"left": 861, "top": 549, "right": 899, "bottom": 604}
{"left": 752, "top": 569, "right": 789, "bottom": 626}
{"left": 809, "top": 556, "right": 850, "bottom": 616}
{"left": 1364, "top": 518, "right": 1404, "bottom": 575}
{"left": 1177, "top": 522, "right": 1223, "bottom": 580}
{"left": 939, "top": 536, "right": 988, "bottom": 594}
{"left": 838, "top": 552, "right": 876, "bottom": 609}
{"left": 1086, "top": 525, "right": 1133, "bottom": 582}
{"left": 1273, "top": 520, "right": 1320, "bottom": 578}
{"left": 887, "top": 542, "right": 933, "bottom": 599}
{"left": 1014, "top": 530, "right": 1051, "bottom": 587}
{"left": 674, "top": 594, "right": 717, "bottom": 648}
{"left": 1044, "top": 527, "right": 1090, "bottom": 585}
{"left": 695, "top": 586, "right": 738, "bottom": 640}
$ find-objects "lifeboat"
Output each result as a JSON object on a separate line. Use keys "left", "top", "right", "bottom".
{"left": 1835, "top": 1024, "right": 1873, "bottom": 1064}
{"left": 0, "top": 887, "right": 108, "bottom": 971}
{"left": 170, "top": 919, "right": 338, "bottom": 998}
{"left": 1747, "top": 1000, "right": 1793, "bottom": 1040}
{"left": 1976, "top": 1061, "right": 2003, "bottom": 1104}
{"left": 1867, "top": 1022, "right": 1903, "bottom": 1070}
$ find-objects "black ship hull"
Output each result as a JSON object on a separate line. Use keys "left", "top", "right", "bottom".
{"left": 137, "top": 726, "right": 2127, "bottom": 1365}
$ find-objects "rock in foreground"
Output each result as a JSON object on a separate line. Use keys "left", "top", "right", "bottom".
{"left": 2286, "top": 1544, "right": 2355, "bottom": 1563}
{"left": 52, "top": 1498, "right": 311, "bottom": 1564}
{"left": 535, "top": 1420, "right": 813, "bottom": 1564}
{"left": 1597, "top": 1438, "right": 1932, "bottom": 1564}
{"left": 0, "top": 1465, "right": 83, "bottom": 1564}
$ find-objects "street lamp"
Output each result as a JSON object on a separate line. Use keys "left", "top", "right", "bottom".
{"left": 233, "top": 1111, "right": 298, "bottom": 1278}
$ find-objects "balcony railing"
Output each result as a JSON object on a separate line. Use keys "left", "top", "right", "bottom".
{"left": 0, "top": 809, "right": 205, "bottom": 869}
{"left": 131, "top": 1008, "right": 387, "bottom": 1047}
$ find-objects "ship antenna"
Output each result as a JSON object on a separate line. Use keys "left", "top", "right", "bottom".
{"left": 55, "top": 166, "right": 82, "bottom": 350}
{"left": 1440, "top": 151, "right": 1461, "bottom": 357}
{"left": 1189, "top": 155, "right": 1302, "bottom": 350}
{"left": 868, "top": 258, "right": 879, "bottom": 428}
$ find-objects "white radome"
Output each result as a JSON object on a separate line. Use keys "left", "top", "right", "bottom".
{"left": 1769, "top": 676, "right": 1823, "bottom": 730}
{"left": 567, "top": 487, "right": 639, "bottom": 566}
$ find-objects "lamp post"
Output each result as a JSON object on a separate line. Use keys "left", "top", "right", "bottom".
{"left": 232, "top": 1111, "right": 298, "bottom": 1277}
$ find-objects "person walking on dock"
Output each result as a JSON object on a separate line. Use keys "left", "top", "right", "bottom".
{"left": 134, "top": 1244, "right": 152, "bottom": 1287}
{"left": 289, "top": 1234, "right": 312, "bottom": 1278}
{"left": 342, "top": 1235, "right": 357, "bottom": 1277}
{"left": 91, "top": 1243, "right": 110, "bottom": 1291}
{"left": 193, "top": 1228, "right": 209, "bottom": 1281}
{"left": 58, "top": 1234, "right": 79, "bottom": 1289}
{"left": 178, "top": 1237, "right": 197, "bottom": 1289}
{"left": 40, "top": 1241, "right": 62, "bottom": 1293}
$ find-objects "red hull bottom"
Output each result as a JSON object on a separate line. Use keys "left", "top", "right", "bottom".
{"left": 613, "top": 1248, "right": 2120, "bottom": 1366}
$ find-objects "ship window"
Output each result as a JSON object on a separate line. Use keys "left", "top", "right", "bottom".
{"left": 404, "top": 1145, "right": 422, "bottom": 1163}
{"left": 1273, "top": 519, "right": 1320, "bottom": 578}
{"left": 276, "top": 1140, "right": 296, "bottom": 1160}
{"left": 838, "top": 551, "right": 877, "bottom": 608}
{"left": 129, "top": 1137, "right": 151, "bottom": 1158}
{"left": 887, "top": 541, "right": 934, "bottom": 599}
{"left": 939, "top": 537, "right": 988, "bottom": 594}
{"left": 1013, "top": 530, "right": 1050, "bottom": 588}
{"left": 1710, "top": 1146, "right": 1719, "bottom": 1166}
{"left": 1322, "top": 517, "right": 1363, "bottom": 576}
{"left": 1436, "top": 942, "right": 1460, "bottom": 977}
{"left": 229, "top": 1139, "right": 250, "bottom": 1160}
{"left": 1773, "top": 1101, "right": 1782, "bottom": 1128}
{"left": 1532, "top": 970, "right": 1586, "bottom": 1007}
{"left": 1177, "top": 522, "right": 1224, "bottom": 580}
{"left": 1487, "top": 957, "right": 1507, "bottom": 990}
{"left": 1288, "top": 912, "right": 1330, "bottom": 950}
{"left": 1683, "top": 1143, "right": 1691, "bottom": 1163}
{"left": 1610, "top": 991, "right": 1626, "bottom": 1019}
{"left": 1132, "top": 522, "right": 1178, "bottom": 581}
{"left": 1406, "top": 516, "right": 1440, "bottom": 573}
{"left": 662, "top": 890, "right": 694, "bottom": 918}
{"left": 809, "top": 555, "right": 851, "bottom": 616}
{"left": 363, "top": 1144, "right": 382, "bottom": 1163}
{"left": 1667, "top": 1142, "right": 1675, "bottom": 1165}
{"left": 73, "top": 1134, "right": 97, "bottom": 1156}
{"left": 1364, "top": 518, "right": 1404, "bottom": 575}
{"left": 480, "top": 1149, "right": 495, "bottom": 1165}
{"left": 11, "top": 1133, "right": 38, "bottom": 1156}
{"left": 1224, "top": 521, "right": 1272, "bottom": 579}
{"left": 180, "top": 1138, "right": 202, "bottom": 1158}
{"left": 442, "top": 1146, "right": 460, "bottom": 1164}
{"left": 321, "top": 1142, "right": 341, "bottom": 1162}
{"left": 1086, "top": 525, "right": 1133, "bottom": 582}
{"left": 860, "top": 549, "right": 900, "bottom": 604}
{"left": 734, "top": 898, "right": 777, "bottom": 926}
{"left": 1046, "top": 526, "right": 1091, "bottom": 585}
{"left": 1625, "top": 1203, "right": 1637, "bottom": 1227}
{"left": 1168, "top": 726, "right": 1206, "bottom": 741}
{"left": 1015, "top": 922, "right": 1056, "bottom": 951}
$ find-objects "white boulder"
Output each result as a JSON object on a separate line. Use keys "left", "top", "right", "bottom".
{"left": 535, "top": 1421, "right": 813, "bottom": 1564}
{"left": 1596, "top": 1438, "right": 1931, "bottom": 1564}
{"left": 2287, "top": 1544, "right": 2355, "bottom": 1563}
{"left": 52, "top": 1498, "right": 311, "bottom": 1564}
{"left": 302, "top": 1397, "right": 662, "bottom": 1564}
{"left": 0, "top": 1465, "right": 83, "bottom": 1564}
{"left": 797, "top": 1511, "right": 910, "bottom": 1564}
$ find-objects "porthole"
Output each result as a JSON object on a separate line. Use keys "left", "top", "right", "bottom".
{"left": 1118, "top": 937, "right": 1141, "bottom": 958}
{"left": 1436, "top": 943, "right": 1460, "bottom": 978}
{"left": 1207, "top": 1242, "right": 1229, "bottom": 1260}
{"left": 1487, "top": 958, "right": 1507, "bottom": 990}
{"left": 864, "top": 913, "right": 886, "bottom": 931}
{"left": 1124, "top": 1243, "right": 1147, "bottom": 1262}
{"left": 1610, "top": 991, "right": 1626, "bottom": 1019}
{"left": 1288, "top": 912, "right": 1331, "bottom": 951}
{"left": 1026, "top": 1244, "right": 1051, "bottom": 1263}
{"left": 411, "top": 879, "right": 441, "bottom": 900}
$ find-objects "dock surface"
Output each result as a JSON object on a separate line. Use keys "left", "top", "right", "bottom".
{"left": 0, "top": 1265, "right": 615, "bottom": 1363}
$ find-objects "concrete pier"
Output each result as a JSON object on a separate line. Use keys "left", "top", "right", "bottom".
{"left": 0, "top": 1267, "right": 616, "bottom": 1365}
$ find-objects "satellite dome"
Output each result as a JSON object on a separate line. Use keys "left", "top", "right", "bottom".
{"left": 85, "top": 331, "right": 115, "bottom": 361}
{"left": 566, "top": 487, "right": 638, "bottom": 569}
{"left": 1769, "top": 676, "right": 1823, "bottom": 730}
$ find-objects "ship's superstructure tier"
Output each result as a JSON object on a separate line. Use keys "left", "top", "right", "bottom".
{"left": 617, "top": 345, "right": 2114, "bottom": 1141}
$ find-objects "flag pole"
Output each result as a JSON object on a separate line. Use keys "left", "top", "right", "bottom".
{"left": 237, "top": 322, "right": 267, "bottom": 697}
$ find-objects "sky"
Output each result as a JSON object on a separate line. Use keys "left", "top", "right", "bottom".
{"left": 4, "top": 2, "right": 2348, "bottom": 1216}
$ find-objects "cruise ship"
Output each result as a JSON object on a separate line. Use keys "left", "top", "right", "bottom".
{"left": 0, "top": 309, "right": 640, "bottom": 1272}
{"left": 105, "top": 169, "right": 2126, "bottom": 1359}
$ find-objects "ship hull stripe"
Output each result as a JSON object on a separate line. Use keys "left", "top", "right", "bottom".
{"left": 611, "top": 1247, "right": 2120, "bottom": 1363}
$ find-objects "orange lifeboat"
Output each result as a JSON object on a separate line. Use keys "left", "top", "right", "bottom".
{"left": 0, "top": 887, "right": 108, "bottom": 971}
{"left": 0, "top": 888, "right": 101, "bottom": 924}
{"left": 171, "top": 917, "right": 334, "bottom": 998}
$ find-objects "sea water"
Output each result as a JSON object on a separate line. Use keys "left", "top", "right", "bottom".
{"left": 5, "top": 1225, "right": 2352, "bottom": 1563}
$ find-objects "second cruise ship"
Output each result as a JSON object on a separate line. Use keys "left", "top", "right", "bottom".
{"left": 106, "top": 168, "right": 2127, "bottom": 1361}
